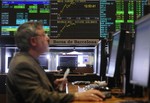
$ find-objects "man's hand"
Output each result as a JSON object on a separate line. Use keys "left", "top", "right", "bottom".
{"left": 74, "top": 89, "right": 105, "bottom": 101}
{"left": 54, "top": 78, "right": 68, "bottom": 91}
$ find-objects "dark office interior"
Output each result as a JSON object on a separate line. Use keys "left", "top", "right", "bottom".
{"left": 0, "top": 0, "right": 150, "bottom": 103}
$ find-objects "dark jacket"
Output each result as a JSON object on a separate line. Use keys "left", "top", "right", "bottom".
{"left": 6, "top": 52, "right": 74, "bottom": 103}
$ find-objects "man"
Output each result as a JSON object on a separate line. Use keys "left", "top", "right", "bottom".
{"left": 6, "top": 21, "right": 105, "bottom": 103}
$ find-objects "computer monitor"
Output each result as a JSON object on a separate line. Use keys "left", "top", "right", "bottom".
{"left": 106, "top": 30, "right": 126, "bottom": 78}
{"left": 96, "top": 39, "right": 107, "bottom": 81}
{"left": 130, "top": 13, "right": 150, "bottom": 88}
{"left": 0, "top": 0, "right": 50, "bottom": 44}
{"left": 57, "top": 55, "right": 78, "bottom": 72}
{"left": 93, "top": 43, "right": 99, "bottom": 74}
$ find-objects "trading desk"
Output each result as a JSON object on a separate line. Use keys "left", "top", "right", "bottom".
{"left": 67, "top": 83, "right": 148, "bottom": 103}
{"left": 0, "top": 82, "right": 148, "bottom": 103}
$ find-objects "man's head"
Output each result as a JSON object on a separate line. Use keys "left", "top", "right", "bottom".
{"left": 15, "top": 21, "right": 50, "bottom": 54}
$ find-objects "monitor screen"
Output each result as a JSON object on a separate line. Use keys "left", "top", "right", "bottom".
{"left": 93, "top": 44, "right": 98, "bottom": 74}
{"left": 130, "top": 14, "right": 150, "bottom": 87}
{"left": 50, "top": 1, "right": 148, "bottom": 38}
{"left": 0, "top": 1, "right": 148, "bottom": 41}
{"left": 0, "top": 0, "right": 50, "bottom": 43}
{"left": 106, "top": 30, "right": 125, "bottom": 77}
{"left": 96, "top": 39, "right": 107, "bottom": 80}
{"left": 58, "top": 55, "right": 78, "bottom": 72}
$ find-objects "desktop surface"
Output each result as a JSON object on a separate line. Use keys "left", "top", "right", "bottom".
{"left": 68, "top": 83, "right": 149, "bottom": 103}
{"left": 0, "top": 81, "right": 148, "bottom": 103}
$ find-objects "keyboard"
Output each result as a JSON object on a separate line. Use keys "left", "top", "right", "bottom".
{"left": 72, "top": 81, "right": 91, "bottom": 85}
{"left": 83, "top": 84, "right": 110, "bottom": 91}
{"left": 119, "top": 100, "right": 149, "bottom": 103}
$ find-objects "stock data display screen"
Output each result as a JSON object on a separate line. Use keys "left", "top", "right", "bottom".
{"left": 0, "top": 0, "right": 148, "bottom": 40}
{"left": 50, "top": 0, "right": 100, "bottom": 39}
{"left": 100, "top": 0, "right": 147, "bottom": 37}
{"left": 0, "top": 0, "right": 50, "bottom": 36}
{"left": 50, "top": 0, "right": 147, "bottom": 38}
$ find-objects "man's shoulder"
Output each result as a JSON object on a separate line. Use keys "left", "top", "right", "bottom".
{"left": 15, "top": 52, "right": 35, "bottom": 62}
{"left": 10, "top": 52, "right": 37, "bottom": 68}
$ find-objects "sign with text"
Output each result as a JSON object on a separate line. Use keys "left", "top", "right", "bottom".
{"left": 49, "top": 39, "right": 100, "bottom": 46}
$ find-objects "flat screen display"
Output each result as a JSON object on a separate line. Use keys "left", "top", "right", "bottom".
{"left": 106, "top": 31, "right": 121, "bottom": 77}
{"left": 130, "top": 14, "right": 150, "bottom": 87}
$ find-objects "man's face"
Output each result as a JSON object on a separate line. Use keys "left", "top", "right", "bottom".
{"left": 34, "top": 26, "right": 50, "bottom": 54}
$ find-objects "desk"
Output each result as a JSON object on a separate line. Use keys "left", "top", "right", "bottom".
{"left": 68, "top": 83, "right": 148, "bottom": 103}
{"left": 0, "top": 83, "right": 148, "bottom": 103}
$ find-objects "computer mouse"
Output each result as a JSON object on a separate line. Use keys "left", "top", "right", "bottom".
{"left": 98, "top": 86, "right": 110, "bottom": 91}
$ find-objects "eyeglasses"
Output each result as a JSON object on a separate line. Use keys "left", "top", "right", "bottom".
{"left": 36, "top": 33, "right": 48, "bottom": 37}
{"left": 32, "top": 33, "right": 50, "bottom": 43}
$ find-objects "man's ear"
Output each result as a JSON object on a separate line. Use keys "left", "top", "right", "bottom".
{"left": 30, "top": 37, "right": 37, "bottom": 46}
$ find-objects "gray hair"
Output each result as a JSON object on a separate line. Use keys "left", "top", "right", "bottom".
{"left": 15, "top": 21, "right": 43, "bottom": 51}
